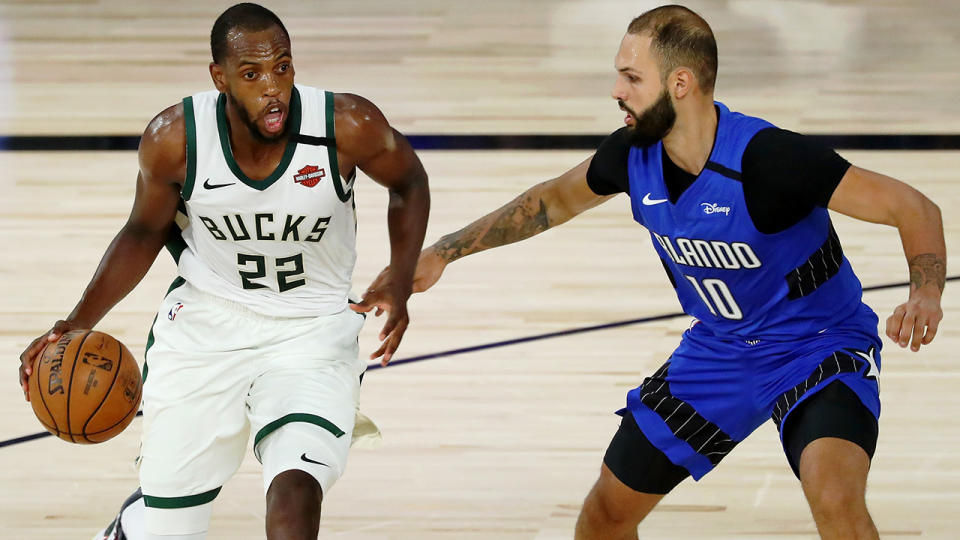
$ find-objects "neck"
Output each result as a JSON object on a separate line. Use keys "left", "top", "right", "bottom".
{"left": 661, "top": 97, "right": 717, "bottom": 175}
{"left": 225, "top": 103, "right": 286, "bottom": 161}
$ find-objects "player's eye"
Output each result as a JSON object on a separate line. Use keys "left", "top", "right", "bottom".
{"left": 278, "top": 63, "right": 290, "bottom": 73}
{"left": 243, "top": 71, "right": 257, "bottom": 80}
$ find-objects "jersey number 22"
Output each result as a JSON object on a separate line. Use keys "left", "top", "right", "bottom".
{"left": 237, "top": 253, "right": 306, "bottom": 292}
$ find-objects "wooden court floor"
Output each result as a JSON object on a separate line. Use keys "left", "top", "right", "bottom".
{"left": 1, "top": 150, "right": 957, "bottom": 539}
{"left": 1, "top": 1, "right": 958, "bottom": 539}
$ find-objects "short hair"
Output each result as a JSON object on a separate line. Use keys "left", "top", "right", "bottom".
{"left": 627, "top": 5, "right": 717, "bottom": 92}
{"left": 210, "top": 3, "right": 290, "bottom": 64}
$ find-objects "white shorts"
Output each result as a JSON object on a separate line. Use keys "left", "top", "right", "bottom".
{"left": 138, "top": 278, "right": 366, "bottom": 535}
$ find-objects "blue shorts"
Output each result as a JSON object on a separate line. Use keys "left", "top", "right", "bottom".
{"left": 619, "top": 319, "right": 882, "bottom": 480}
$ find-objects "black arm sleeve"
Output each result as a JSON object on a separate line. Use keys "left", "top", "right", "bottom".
{"left": 586, "top": 127, "right": 631, "bottom": 196}
{"left": 740, "top": 128, "right": 852, "bottom": 234}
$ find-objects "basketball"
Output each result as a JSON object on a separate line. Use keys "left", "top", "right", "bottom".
{"left": 28, "top": 329, "right": 142, "bottom": 444}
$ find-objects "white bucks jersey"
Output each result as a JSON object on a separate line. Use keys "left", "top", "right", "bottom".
{"left": 167, "top": 85, "right": 357, "bottom": 317}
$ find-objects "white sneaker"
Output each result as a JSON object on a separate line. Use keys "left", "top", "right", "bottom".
{"left": 92, "top": 488, "right": 143, "bottom": 540}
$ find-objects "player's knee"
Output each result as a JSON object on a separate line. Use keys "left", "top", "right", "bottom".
{"left": 580, "top": 492, "right": 617, "bottom": 533}
{"left": 800, "top": 441, "right": 869, "bottom": 514}
{"left": 267, "top": 469, "right": 323, "bottom": 510}
{"left": 585, "top": 495, "right": 627, "bottom": 528}
{"left": 582, "top": 475, "right": 642, "bottom": 528}
{"left": 807, "top": 483, "right": 865, "bottom": 518}
{"left": 265, "top": 470, "right": 323, "bottom": 538}
{"left": 802, "top": 470, "right": 867, "bottom": 524}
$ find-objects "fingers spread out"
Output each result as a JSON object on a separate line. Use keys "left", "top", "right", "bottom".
{"left": 19, "top": 336, "right": 48, "bottom": 378}
{"left": 378, "top": 314, "right": 398, "bottom": 341}
{"left": 349, "top": 300, "right": 373, "bottom": 314}
{"left": 19, "top": 321, "right": 81, "bottom": 402}
{"left": 366, "top": 267, "right": 393, "bottom": 296}
{"left": 20, "top": 323, "right": 70, "bottom": 401}
{"left": 351, "top": 288, "right": 387, "bottom": 314}
{"left": 355, "top": 283, "right": 411, "bottom": 365}
{"left": 370, "top": 314, "right": 409, "bottom": 366}
{"left": 370, "top": 338, "right": 394, "bottom": 366}
{"left": 370, "top": 332, "right": 396, "bottom": 365}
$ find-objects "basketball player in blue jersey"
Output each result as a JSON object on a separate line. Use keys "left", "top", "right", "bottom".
{"left": 357, "top": 5, "right": 945, "bottom": 539}
{"left": 18, "top": 3, "right": 429, "bottom": 540}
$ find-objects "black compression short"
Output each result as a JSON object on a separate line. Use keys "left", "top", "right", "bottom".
{"left": 603, "top": 379, "right": 878, "bottom": 491}
{"left": 781, "top": 380, "right": 878, "bottom": 479}
{"left": 603, "top": 412, "right": 691, "bottom": 494}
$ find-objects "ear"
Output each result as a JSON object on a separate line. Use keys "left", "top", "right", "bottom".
{"left": 672, "top": 67, "right": 694, "bottom": 99}
{"left": 209, "top": 62, "right": 228, "bottom": 93}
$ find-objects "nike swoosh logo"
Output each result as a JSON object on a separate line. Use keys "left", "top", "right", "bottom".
{"left": 300, "top": 453, "right": 329, "bottom": 467}
{"left": 203, "top": 178, "right": 235, "bottom": 189}
{"left": 642, "top": 193, "right": 669, "bottom": 205}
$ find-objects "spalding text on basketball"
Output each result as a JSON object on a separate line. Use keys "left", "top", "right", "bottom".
{"left": 46, "top": 337, "right": 69, "bottom": 395}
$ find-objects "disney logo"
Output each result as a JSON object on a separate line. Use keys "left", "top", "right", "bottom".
{"left": 701, "top": 202, "right": 731, "bottom": 215}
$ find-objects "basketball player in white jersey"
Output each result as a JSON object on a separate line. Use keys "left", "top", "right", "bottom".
{"left": 17, "top": 4, "right": 429, "bottom": 539}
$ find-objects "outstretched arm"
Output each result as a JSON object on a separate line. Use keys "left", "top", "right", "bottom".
{"left": 361, "top": 156, "right": 614, "bottom": 301}
{"left": 828, "top": 165, "right": 945, "bottom": 351}
{"left": 336, "top": 94, "right": 430, "bottom": 365}
{"left": 432, "top": 156, "right": 611, "bottom": 264}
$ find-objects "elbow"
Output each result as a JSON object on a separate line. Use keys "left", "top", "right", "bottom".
{"left": 391, "top": 169, "right": 429, "bottom": 198}
{"left": 926, "top": 197, "right": 942, "bottom": 223}
{"left": 388, "top": 172, "right": 431, "bottom": 212}
{"left": 914, "top": 192, "right": 941, "bottom": 226}
{"left": 890, "top": 190, "right": 941, "bottom": 229}
{"left": 120, "top": 220, "right": 170, "bottom": 245}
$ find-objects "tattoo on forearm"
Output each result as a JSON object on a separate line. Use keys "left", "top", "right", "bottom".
{"left": 909, "top": 253, "right": 946, "bottom": 292}
{"left": 435, "top": 226, "right": 483, "bottom": 263}
{"left": 434, "top": 193, "right": 551, "bottom": 263}
{"left": 480, "top": 197, "right": 549, "bottom": 246}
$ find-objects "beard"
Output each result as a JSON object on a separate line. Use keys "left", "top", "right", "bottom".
{"left": 227, "top": 92, "right": 287, "bottom": 144}
{"left": 621, "top": 88, "right": 676, "bottom": 147}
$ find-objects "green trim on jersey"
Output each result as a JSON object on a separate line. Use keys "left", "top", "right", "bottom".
{"left": 103, "top": 517, "right": 118, "bottom": 538}
{"left": 164, "top": 198, "right": 188, "bottom": 264}
{"left": 163, "top": 234, "right": 186, "bottom": 265}
{"left": 325, "top": 91, "right": 353, "bottom": 203}
{"left": 215, "top": 87, "right": 302, "bottom": 191}
{"left": 253, "top": 413, "right": 346, "bottom": 456}
{"left": 181, "top": 97, "right": 198, "bottom": 201}
{"left": 142, "top": 276, "right": 187, "bottom": 384}
{"left": 143, "top": 486, "right": 221, "bottom": 509}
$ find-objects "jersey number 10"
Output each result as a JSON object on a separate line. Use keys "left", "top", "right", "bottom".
{"left": 683, "top": 275, "right": 743, "bottom": 320}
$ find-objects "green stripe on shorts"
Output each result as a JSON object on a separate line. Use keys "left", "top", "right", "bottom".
{"left": 143, "top": 486, "right": 221, "bottom": 509}
{"left": 254, "top": 413, "right": 346, "bottom": 450}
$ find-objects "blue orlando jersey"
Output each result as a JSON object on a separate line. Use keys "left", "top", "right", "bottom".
{"left": 628, "top": 102, "right": 877, "bottom": 339}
